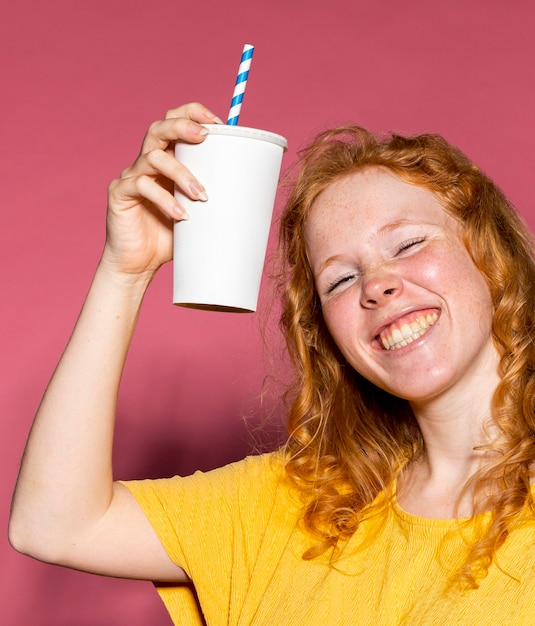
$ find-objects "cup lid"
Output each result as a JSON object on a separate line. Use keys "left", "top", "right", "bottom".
{"left": 203, "top": 124, "right": 288, "bottom": 150}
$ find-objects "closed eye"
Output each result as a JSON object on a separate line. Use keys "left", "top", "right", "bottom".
{"left": 326, "top": 273, "right": 357, "bottom": 294}
{"left": 396, "top": 237, "right": 425, "bottom": 254}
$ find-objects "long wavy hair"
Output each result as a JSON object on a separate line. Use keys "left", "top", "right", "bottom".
{"left": 278, "top": 125, "right": 535, "bottom": 588}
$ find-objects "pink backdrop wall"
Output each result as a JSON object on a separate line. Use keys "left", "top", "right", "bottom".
{"left": 2, "top": 0, "right": 534, "bottom": 623}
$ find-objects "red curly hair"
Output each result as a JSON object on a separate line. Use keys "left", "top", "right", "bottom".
{"left": 278, "top": 125, "right": 535, "bottom": 588}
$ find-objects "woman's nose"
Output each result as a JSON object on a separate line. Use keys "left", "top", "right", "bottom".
{"left": 360, "top": 272, "right": 403, "bottom": 308}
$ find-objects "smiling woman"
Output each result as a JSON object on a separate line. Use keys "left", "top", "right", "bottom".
{"left": 280, "top": 126, "right": 535, "bottom": 587}
{"left": 9, "top": 110, "right": 535, "bottom": 625}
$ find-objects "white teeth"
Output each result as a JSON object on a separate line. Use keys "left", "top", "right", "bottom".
{"left": 379, "top": 312, "right": 438, "bottom": 351}
{"left": 401, "top": 323, "right": 412, "bottom": 339}
{"left": 410, "top": 321, "right": 421, "bottom": 333}
{"left": 391, "top": 328, "right": 404, "bottom": 344}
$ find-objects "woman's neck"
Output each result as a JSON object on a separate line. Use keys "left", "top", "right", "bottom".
{"left": 397, "top": 367, "right": 502, "bottom": 518}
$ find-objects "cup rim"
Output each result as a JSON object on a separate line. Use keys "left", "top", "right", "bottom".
{"left": 202, "top": 124, "right": 288, "bottom": 150}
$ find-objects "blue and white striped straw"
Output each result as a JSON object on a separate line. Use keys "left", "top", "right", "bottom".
{"left": 227, "top": 44, "right": 255, "bottom": 125}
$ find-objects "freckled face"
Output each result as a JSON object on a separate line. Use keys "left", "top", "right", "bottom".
{"left": 304, "top": 168, "right": 499, "bottom": 405}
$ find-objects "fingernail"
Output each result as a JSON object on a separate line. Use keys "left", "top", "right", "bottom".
{"left": 172, "top": 204, "right": 189, "bottom": 220}
{"left": 189, "top": 181, "right": 208, "bottom": 202}
{"left": 194, "top": 124, "right": 209, "bottom": 136}
{"left": 212, "top": 116, "right": 224, "bottom": 125}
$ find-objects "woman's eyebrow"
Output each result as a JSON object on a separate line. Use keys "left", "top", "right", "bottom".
{"left": 377, "top": 219, "right": 421, "bottom": 236}
{"left": 317, "top": 254, "right": 345, "bottom": 275}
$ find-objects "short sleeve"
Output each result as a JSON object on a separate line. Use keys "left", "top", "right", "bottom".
{"left": 121, "top": 452, "right": 288, "bottom": 624}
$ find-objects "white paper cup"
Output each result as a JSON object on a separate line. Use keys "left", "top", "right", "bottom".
{"left": 173, "top": 125, "right": 288, "bottom": 312}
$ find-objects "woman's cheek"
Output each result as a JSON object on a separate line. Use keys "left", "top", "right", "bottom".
{"left": 322, "top": 288, "right": 360, "bottom": 344}
{"left": 408, "top": 245, "right": 453, "bottom": 285}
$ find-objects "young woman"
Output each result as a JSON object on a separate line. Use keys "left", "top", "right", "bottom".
{"left": 9, "top": 102, "right": 535, "bottom": 625}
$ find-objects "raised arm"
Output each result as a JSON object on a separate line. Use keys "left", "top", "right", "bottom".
{"left": 9, "top": 103, "right": 221, "bottom": 581}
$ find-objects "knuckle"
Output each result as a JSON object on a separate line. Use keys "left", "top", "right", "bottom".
{"left": 144, "top": 148, "right": 158, "bottom": 165}
{"left": 146, "top": 119, "right": 161, "bottom": 136}
{"left": 165, "top": 108, "right": 179, "bottom": 120}
{"left": 144, "top": 148, "right": 164, "bottom": 169}
{"left": 134, "top": 174, "right": 150, "bottom": 192}
{"left": 165, "top": 102, "right": 200, "bottom": 119}
{"left": 119, "top": 165, "right": 132, "bottom": 179}
{"left": 107, "top": 177, "right": 128, "bottom": 203}
{"left": 108, "top": 178, "right": 119, "bottom": 195}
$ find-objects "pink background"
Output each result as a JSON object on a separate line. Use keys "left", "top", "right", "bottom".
{"left": 2, "top": 0, "right": 534, "bottom": 623}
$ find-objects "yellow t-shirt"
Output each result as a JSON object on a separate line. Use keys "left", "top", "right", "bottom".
{"left": 123, "top": 452, "right": 535, "bottom": 625}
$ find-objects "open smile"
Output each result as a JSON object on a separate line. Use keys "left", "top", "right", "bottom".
{"left": 378, "top": 309, "right": 439, "bottom": 351}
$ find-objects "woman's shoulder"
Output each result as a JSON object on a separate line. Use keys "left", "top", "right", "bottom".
{"left": 122, "top": 449, "right": 290, "bottom": 508}
{"left": 226, "top": 449, "right": 288, "bottom": 479}
{"left": 178, "top": 448, "right": 287, "bottom": 484}
{"left": 190, "top": 449, "right": 291, "bottom": 505}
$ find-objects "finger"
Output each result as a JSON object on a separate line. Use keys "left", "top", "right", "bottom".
{"left": 164, "top": 102, "right": 223, "bottom": 125}
{"left": 122, "top": 148, "right": 208, "bottom": 202}
{"left": 141, "top": 103, "right": 223, "bottom": 154}
{"left": 140, "top": 117, "right": 207, "bottom": 154}
{"left": 109, "top": 174, "right": 188, "bottom": 222}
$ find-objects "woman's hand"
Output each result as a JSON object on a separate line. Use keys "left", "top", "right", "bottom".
{"left": 102, "top": 102, "right": 222, "bottom": 279}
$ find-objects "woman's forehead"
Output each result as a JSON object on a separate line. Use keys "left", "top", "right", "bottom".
{"left": 307, "top": 167, "right": 448, "bottom": 230}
